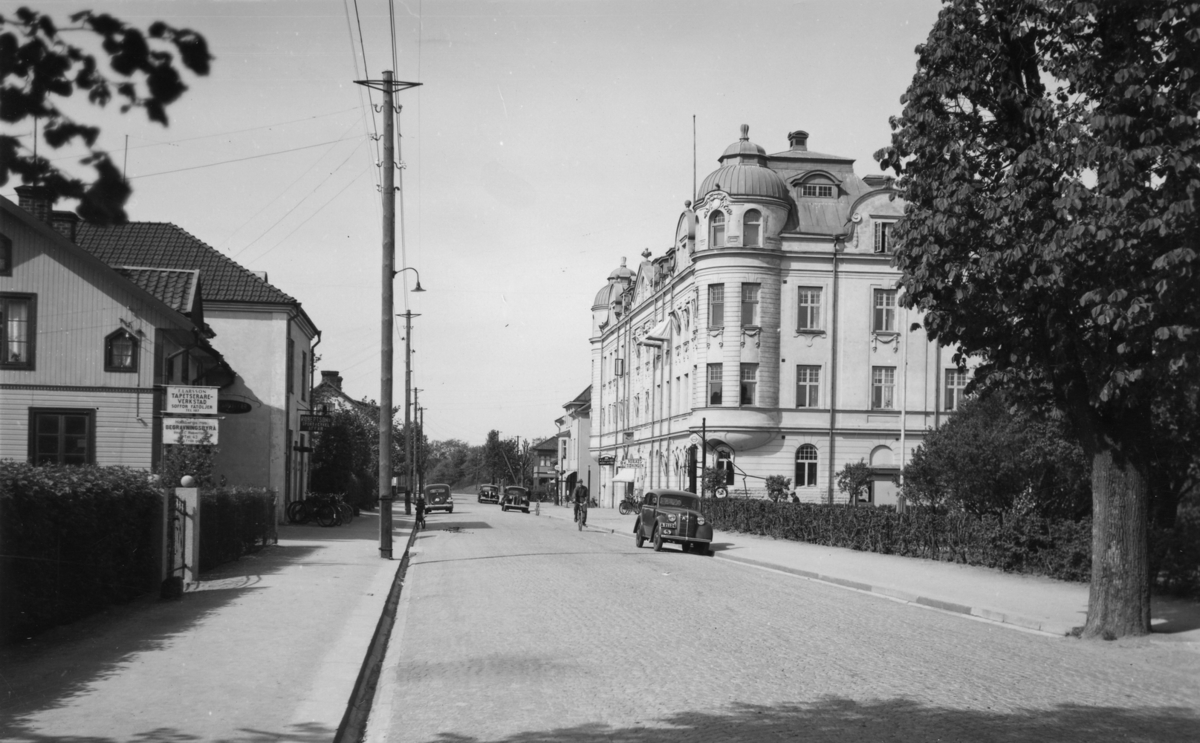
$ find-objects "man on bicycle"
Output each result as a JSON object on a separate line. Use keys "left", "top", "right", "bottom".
{"left": 573, "top": 482, "right": 589, "bottom": 527}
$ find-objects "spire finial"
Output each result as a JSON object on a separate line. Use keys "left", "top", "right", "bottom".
{"left": 740, "top": 124, "right": 749, "bottom": 141}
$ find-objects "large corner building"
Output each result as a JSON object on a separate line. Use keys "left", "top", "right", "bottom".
{"left": 588, "top": 127, "right": 967, "bottom": 507}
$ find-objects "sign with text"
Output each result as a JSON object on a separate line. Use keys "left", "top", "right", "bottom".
{"left": 163, "top": 417, "right": 219, "bottom": 445}
{"left": 165, "top": 386, "right": 218, "bottom": 415}
{"left": 300, "top": 414, "right": 332, "bottom": 432}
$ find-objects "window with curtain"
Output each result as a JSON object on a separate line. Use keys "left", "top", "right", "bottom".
{"left": 741, "top": 283, "right": 760, "bottom": 326}
{"left": 30, "top": 409, "right": 94, "bottom": 465}
{"left": 708, "top": 284, "right": 725, "bottom": 327}
{"left": 796, "top": 365, "right": 820, "bottom": 408}
{"left": 104, "top": 329, "right": 138, "bottom": 372}
{"left": 945, "top": 369, "right": 968, "bottom": 411}
{"left": 707, "top": 363, "right": 723, "bottom": 405}
{"left": 1, "top": 294, "right": 34, "bottom": 369}
{"left": 797, "top": 287, "right": 821, "bottom": 330}
{"left": 740, "top": 364, "right": 757, "bottom": 406}
{"left": 872, "top": 366, "right": 896, "bottom": 409}
{"left": 873, "top": 289, "right": 897, "bottom": 332}
{"left": 795, "top": 444, "right": 818, "bottom": 487}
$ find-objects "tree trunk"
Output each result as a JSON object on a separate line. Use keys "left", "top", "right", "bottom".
{"left": 1082, "top": 446, "right": 1151, "bottom": 639}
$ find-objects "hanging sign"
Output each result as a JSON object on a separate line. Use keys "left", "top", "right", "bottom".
{"left": 218, "top": 399, "right": 254, "bottom": 414}
{"left": 164, "top": 417, "right": 219, "bottom": 445}
{"left": 300, "top": 414, "right": 332, "bottom": 432}
{"left": 166, "top": 386, "right": 218, "bottom": 415}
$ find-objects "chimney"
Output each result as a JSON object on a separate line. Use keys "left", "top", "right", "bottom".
{"left": 252, "top": 270, "right": 268, "bottom": 282}
{"left": 15, "top": 185, "right": 55, "bottom": 223}
{"left": 321, "top": 370, "right": 343, "bottom": 390}
{"left": 787, "top": 130, "right": 809, "bottom": 152}
{"left": 49, "top": 210, "right": 79, "bottom": 242}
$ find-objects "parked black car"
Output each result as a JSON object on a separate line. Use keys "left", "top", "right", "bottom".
{"left": 425, "top": 484, "right": 453, "bottom": 513}
{"left": 633, "top": 489, "right": 713, "bottom": 554}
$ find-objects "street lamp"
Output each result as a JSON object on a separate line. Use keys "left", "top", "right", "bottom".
{"left": 394, "top": 266, "right": 425, "bottom": 292}
{"left": 382, "top": 269, "right": 425, "bottom": 558}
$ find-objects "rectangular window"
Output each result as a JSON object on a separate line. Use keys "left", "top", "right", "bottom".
{"left": 0, "top": 293, "right": 35, "bottom": 369}
{"left": 802, "top": 183, "right": 834, "bottom": 198}
{"left": 287, "top": 337, "right": 295, "bottom": 396}
{"left": 29, "top": 408, "right": 95, "bottom": 465}
{"left": 796, "top": 365, "right": 820, "bottom": 408}
{"left": 797, "top": 287, "right": 821, "bottom": 331}
{"left": 301, "top": 351, "right": 308, "bottom": 401}
{"left": 740, "top": 283, "right": 760, "bottom": 327}
{"left": 0, "top": 233, "right": 11, "bottom": 276}
{"left": 707, "top": 363, "right": 723, "bottom": 406}
{"left": 945, "top": 369, "right": 968, "bottom": 411}
{"left": 874, "top": 222, "right": 894, "bottom": 253}
{"left": 708, "top": 284, "right": 724, "bottom": 328}
{"left": 873, "top": 289, "right": 897, "bottom": 333}
{"left": 872, "top": 367, "right": 896, "bottom": 410}
{"left": 739, "top": 364, "right": 757, "bottom": 406}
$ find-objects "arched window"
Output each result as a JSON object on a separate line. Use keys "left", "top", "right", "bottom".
{"left": 795, "top": 444, "right": 818, "bottom": 487}
{"left": 710, "top": 211, "right": 725, "bottom": 247}
{"left": 105, "top": 329, "right": 138, "bottom": 372}
{"left": 743, "top": 209, "right": 762, "bottom": 247}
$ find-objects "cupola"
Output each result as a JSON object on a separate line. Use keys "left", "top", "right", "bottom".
{"left": 697, "top": 125, "right": 789, "bottom": 202}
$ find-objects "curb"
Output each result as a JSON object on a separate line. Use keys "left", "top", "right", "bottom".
{"left": 333, "top": 522, "right": 419, "bottom": 743}
{"left": 539, "top": 509, "right": 1068, "bottom": 637}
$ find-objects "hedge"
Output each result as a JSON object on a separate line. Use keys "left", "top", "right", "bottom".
{"left": 198, "top": 487, "right": 277, "bottom": 572}
{"left": 701, "top": 498, "right": 1200, "bottom": 594}
{"left": 0, "top": 461, "right": 163, "bottom": 643}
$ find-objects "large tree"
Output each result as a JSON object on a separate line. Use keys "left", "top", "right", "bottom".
{"left": 878, "top": 0, "right": 1200, "bottom": 638}
{"left": 1, "top": 6, "right": 211, "bottom": 223}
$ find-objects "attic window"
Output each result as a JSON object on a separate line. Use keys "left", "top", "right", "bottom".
{"left": 105, "top": 329, "right": 139, "bottom": 373}
{"left": 801, "top": 184, "right": 834, "bottom": 198}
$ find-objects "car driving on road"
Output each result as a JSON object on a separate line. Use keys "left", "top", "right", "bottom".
{"left": 425, "top": 484, "right": 454, "bottom": 513}
{"left": 478, "top": 484, "right": 499, "bottom": 504}
{"left": 633, "top": 489, "right": 713, "bottom": 554}
{"left": 501, "top": 485, "right": 530, "bottom": 513}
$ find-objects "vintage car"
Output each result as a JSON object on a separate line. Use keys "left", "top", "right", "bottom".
{"left": 478, "top": 484, "right": 500, "bottom": 504}
{"left": 424, "top": 484, "right": 454, "bottom": 513}
{"left": 500, "top": 485, "right": 530, "bottom": 513}
{"left": 633, "top": 489, "right": 713, "bottom": 554}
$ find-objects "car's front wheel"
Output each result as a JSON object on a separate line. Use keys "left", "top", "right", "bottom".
{"left": 652, "top": 528, "right": 663, "bottom": 552}
{"left": 634, "top": 522, "right": 645, "bottom": 548}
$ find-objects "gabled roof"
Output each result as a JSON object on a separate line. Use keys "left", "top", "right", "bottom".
{"left": 75, "top": 222, "right": 298, "bottom": 305}
{"left": 564, "top": 385, "right": 592, "bottom": 410}
{"left": 115, "top": 267, "right": 199, "bottom": 314}
{"left": 531, "top": 436, "right": 559, "bottom": 452}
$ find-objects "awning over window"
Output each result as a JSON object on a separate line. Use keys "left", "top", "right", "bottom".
{"left": 612, "top": 468, "right": 639, "bottom": 483}
{"left": 637, "top": 317, "right": 672, "bottom": 347}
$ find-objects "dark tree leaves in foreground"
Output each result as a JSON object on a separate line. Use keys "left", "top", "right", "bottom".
{"left": 0, "top": 6, "right": 211, "bottom": 224}
{"left": 878, "top": 0, "right": 1200, "bottom": 638}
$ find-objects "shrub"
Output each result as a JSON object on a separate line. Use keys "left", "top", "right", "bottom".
{"left": 198, "top": 487, "right": 277, "bottom": 572}
{"left": 0, "top": 461, "right": 163, "bottom": 643}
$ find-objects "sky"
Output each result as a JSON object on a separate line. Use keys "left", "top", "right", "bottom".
{"left": 5, "top": 0, "right": 944, "bottom": 445}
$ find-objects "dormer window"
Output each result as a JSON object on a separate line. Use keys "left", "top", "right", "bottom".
{"left": 743, "top": 209, "right": 762, "bottom": 247}
{"left": 801, "top": 183, "right": 834, "bottom": 198}
{"left": 874, "top": 221, "right": 895, "bottom": 253}
{"left": 105, "top": 329, "right": 139, "bottom": 372}
{"left": 709, "top": 211, "right": 725, "bottom": 247}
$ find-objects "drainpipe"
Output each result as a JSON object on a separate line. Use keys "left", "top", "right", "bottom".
{"left": 307, "top": 330, "right": 322, "bottom": 497}
{"left": 827, "top": 236, "right": 843, "bottom": 505}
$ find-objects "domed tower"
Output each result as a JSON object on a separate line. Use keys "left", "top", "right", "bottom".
{"left": 691, "top": 125, "right": 787, "bottom": 445}
{"left": 591, "top": 257, "right": 634, "bottom": 337}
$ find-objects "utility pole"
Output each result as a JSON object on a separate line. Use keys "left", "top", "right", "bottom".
{"left": 411, "top": 386, "right": 421, "bottom": 501}
{"left": 355, "top": 70, "right": 421, "bottom": 559}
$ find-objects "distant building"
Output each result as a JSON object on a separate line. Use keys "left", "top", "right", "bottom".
{"left": 556, "top": 385, "right": 599, "bottom": 504}
{"left": 589, "top": 126, "right": 967, "bottom": 506}
{"left": 0, "top": 189, "right": 231, "bottom": 469}
{"left": 530, "top": 435, "right": 558, "bottom": 495}
{"left": 69, "top": 207, "right": 320, "bottom": 520}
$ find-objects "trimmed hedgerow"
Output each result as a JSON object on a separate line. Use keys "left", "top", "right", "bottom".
{"left": 0, "top": 461, "right": 162, "bottom": 643}
{"left": 198, "top": 487, "right": 277, "bottom": 573}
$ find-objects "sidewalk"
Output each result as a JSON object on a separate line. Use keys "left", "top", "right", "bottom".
{"left": 545, "top": 503, "right": 1200, "bottom": 644}
{"left": 0, "top": 510, "right": 413, "bottom": 743}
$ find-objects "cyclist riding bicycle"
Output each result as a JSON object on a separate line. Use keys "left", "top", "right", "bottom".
{"left": 573, "top": 483, "right": 589, "bottom": 527}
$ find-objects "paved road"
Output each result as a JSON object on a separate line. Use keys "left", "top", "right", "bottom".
{"left": 365, "top": 499, "right": 1200, "bottom": 743}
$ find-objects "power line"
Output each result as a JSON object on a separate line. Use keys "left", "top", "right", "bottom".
{"left": 127, "top": 138, "right": 358, "bottom": 180}
{"left": 245, "top": 165, "right": 371, "bottom": 263}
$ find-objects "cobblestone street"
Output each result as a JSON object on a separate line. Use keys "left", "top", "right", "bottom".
{"left": 366, "top": 501, "right": 1200, "bottom": 743}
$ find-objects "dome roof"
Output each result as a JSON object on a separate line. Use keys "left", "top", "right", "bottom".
{"left": 698, "top": 124, "right": 789, "bottom": 201}
{"left": 593, "top": 281, "right": 619, "bottom": 308}
{"left": 698, "top": 164, "right": 789, "bottom": 201}
{"left": 608, "top": 257, "right": 634, "bottom": 281}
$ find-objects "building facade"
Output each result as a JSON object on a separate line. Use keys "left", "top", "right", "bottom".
{"left": 556, "top": 386, "right": 600, "bottom": 504}
{"left": 589, "top": 127, "right": 967, "bottom": 506}
{"left": 0, "top": 190, "right": 231, "bottom": 469}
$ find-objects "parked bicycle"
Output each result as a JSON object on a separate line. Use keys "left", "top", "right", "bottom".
{"left": 618, "top": 496, "right": 641, "bottom": 515}
{"left": 287, "top": 493, "right": 350, "bottom": 527}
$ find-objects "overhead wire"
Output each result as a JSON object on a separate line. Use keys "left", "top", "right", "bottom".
{"left": 126, "top": 138, "right": 356, "bottom": 180}
{"left": 245, "top": 164, "right": 372, "bottom": 263}
{"left": 343, "top": 0, "right": 382, "bottom": 190}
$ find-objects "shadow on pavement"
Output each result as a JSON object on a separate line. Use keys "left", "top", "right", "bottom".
{"left": 0, "top": 541, "right": 324, "bottom": 733}
{"left": 0, "top": 721, "right": 337, "bottom": 742}
{"left": 420, "top": 698, "right": 1199, "bottom": 743}
{"left": 1151, "top": 597, "right": 1200, "bottom": 635}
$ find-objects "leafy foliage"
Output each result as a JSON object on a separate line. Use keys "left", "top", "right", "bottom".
{"left": 877, "top": 0, "right": 1200, "bottom": 637}
{"left": 835, "top": 460, "right": 872, "bottom": 504}
{"left": 0, "top": 461, "right": 162, "bottom": 643}
{"left": 765, "top": 475, "right": 792, "bottom": 502}
{"left": 0, "top": 6, "right": 212, "bottom": 223}
{"left": 902, "top": 394, "right": 1090, "bottom": 518}
{"left": 198, "top": 487, "right": 276, "bottom": 572}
